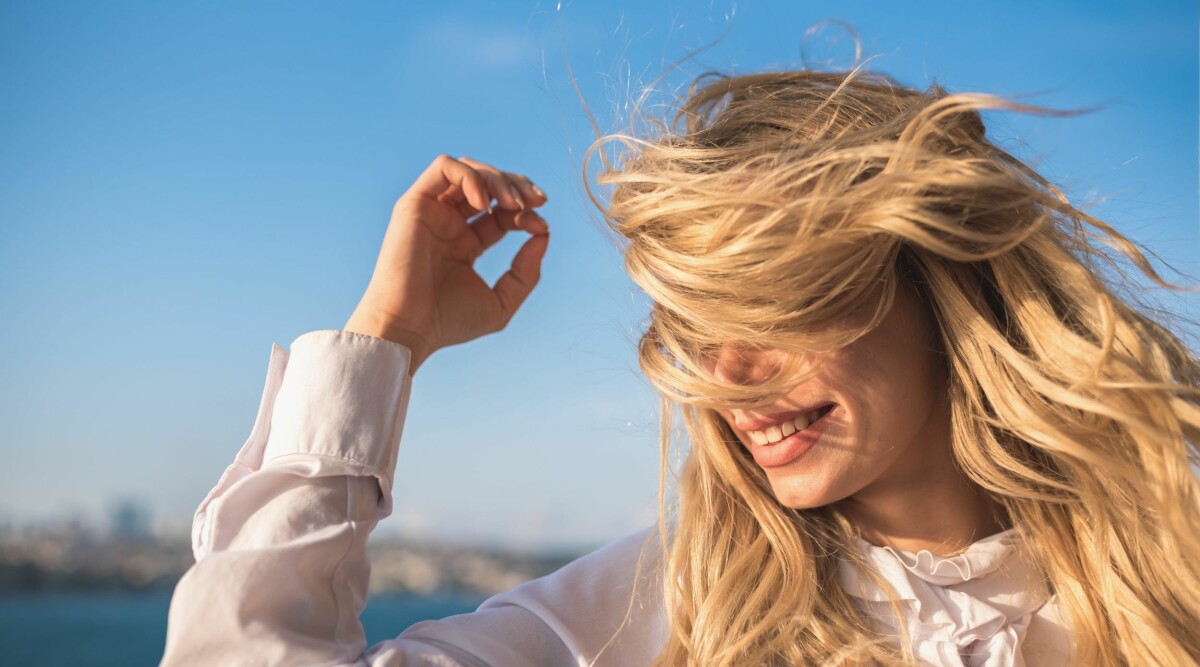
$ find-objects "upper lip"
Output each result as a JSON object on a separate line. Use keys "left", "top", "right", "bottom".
{"left": 733, "top": 402, "right": 835, "bottom": 433}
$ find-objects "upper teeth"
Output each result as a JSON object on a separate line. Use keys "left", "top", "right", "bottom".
{"left": 747, "top": 408, "right": 828, "bottom": 446}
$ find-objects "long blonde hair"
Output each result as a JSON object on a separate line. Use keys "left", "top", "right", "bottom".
{"left": 582, "top": 66, "right": 1200, "bottom": 665}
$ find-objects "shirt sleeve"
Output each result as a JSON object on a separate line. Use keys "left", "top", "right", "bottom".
{"left": 160, "top": 330, "right": 667, "bottom": 667}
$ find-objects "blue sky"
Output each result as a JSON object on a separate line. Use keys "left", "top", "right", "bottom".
{"left": 1, "top": 1, "right": 1196, "bottom": 551}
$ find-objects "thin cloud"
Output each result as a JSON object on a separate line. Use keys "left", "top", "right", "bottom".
{"left": 409, "top": 16, "right": 538, "bottom": 71}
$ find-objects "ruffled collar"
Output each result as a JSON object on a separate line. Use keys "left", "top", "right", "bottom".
{"left": 849, "top": 527, "right": 1021, "bottom": 586}
{"left": 837, "top": 527, "right": 1065, "bottom": 666}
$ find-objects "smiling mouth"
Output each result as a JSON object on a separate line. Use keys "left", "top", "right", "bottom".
{"left": 745, "top": 403, "right": 836, "bottom": 446}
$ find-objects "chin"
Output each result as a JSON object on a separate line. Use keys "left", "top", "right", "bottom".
{"left": 768, "top": 482, "right": 835, "bottom": 508}
{"left": 768, "top": 481, "right": 837, "bottom": 510}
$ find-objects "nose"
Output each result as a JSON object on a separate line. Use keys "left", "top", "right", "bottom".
{"left": 705, "top": 342, "right": 783, "bottom": 386}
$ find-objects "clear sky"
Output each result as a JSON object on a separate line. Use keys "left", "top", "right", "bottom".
{"left": 1, "top": 1, "right": 1196, "bottom": 552}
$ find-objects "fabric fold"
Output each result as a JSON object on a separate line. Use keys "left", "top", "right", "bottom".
{"left": 864, "top": 528, "right": 1017, "bottom": 586}
{"left": 837, "top": 527, "right": 1061, "bottom": 666}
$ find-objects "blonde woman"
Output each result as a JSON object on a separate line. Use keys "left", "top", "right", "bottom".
{"left": 161, "top": 67, "right": 1200, "bottom": 666}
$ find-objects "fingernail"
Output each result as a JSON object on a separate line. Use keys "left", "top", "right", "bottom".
{"left": 531, "top": 183, "right": 546, "bottom": 198}
{"left": 509, "top": 184, "right": 525, "bottom": 209}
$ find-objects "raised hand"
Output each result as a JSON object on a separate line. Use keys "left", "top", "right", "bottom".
{"left": 344, "top": 155, "right": 550, "bottom": 375}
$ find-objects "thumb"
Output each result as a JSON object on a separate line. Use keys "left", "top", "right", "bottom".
{"left": 492, "top": 232, "right": 550, "bottom": 325}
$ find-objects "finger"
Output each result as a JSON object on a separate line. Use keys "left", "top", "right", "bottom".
{"left": 458, "top": 156, "right": 525, "bottom": 211}
{"left": 492, "top": 233, "right": 550, "bottom": 326}
{"left": 412, "top": 154, "right": 492, "bottom": 214}
{"left": 453, "top": 197, "right": 482, "bottom": 219}
{"left": 436, "top": 184, "right": 484, "bottom": 218}
{"left": 435, "top": 189, "right": 490, "bottom": 223}
{"left": 501, "top": 172, "right": 548, "bottom": 208}
{"left": 468, "top": 212, "right": 505, "bottom": 253}
{"left": 469, "top": 208, "right": 548, "bottom": 254}
{"left": 513, "top": 208, "right": 549, "bottom": 234}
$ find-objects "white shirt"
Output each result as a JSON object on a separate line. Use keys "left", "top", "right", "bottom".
{"left": 161, "top": 330, "right": 1074, "bottom": 666}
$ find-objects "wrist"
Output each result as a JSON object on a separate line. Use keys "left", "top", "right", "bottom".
{"left": 343, "top": 311, "right": 433, "bottom": 375}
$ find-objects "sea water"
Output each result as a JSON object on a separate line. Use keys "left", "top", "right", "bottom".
{"left": 0, "top": 590, "right": 486, "bottom": 666}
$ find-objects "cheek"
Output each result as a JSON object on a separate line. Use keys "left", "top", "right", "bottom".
{"left": 845, "top": 335, "right": 942, "bottom": 433}
{"left": 843, "top": 353, "right": 949, "bottom": 483}
{"left": 852, "top": 382, "right": 935, "bottom": 462}
{"left": 765, "top": 388, "right": 917, "bottom": 503}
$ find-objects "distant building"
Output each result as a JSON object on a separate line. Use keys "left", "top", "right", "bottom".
{"left": 110, "top": 498, "right": 151, "bottom": 542}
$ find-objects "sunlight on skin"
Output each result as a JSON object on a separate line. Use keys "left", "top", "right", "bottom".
{"left": 706, "top": 280, "right": 1008, "bottom": 555}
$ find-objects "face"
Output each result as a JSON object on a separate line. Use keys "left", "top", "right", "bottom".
{"left": 704, "top": 279, "right": 953, "bottom": 510}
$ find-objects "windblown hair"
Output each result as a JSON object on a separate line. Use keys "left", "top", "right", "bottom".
{"left": 583, "top": 66, "right": 1200, "bottom": 665}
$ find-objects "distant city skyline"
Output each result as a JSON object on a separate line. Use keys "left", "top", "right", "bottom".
{"left": 1, "top": 1, "right": 1196, "bottom": 551}
{"left": 0, "top": 499, "right": 584, "bottom": 597}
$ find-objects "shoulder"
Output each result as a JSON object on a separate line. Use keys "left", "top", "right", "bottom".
{"left": 478, "top": 524, "right": 669, "bottom": 665}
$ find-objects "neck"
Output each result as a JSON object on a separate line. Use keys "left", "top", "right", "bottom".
{"left": 839, "top": 470, "right": 1009, "bottom": 556}
{"left": 836, "top": 394, "right": 1010, "bottom": 556}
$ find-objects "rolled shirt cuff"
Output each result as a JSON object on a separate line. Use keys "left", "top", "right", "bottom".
{"left": 262, "top": 329, "right": 414, "bottom": 502}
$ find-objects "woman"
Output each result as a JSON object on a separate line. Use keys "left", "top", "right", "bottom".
{"left": 160, "top": 67, "right": 1200, "bottom": 666}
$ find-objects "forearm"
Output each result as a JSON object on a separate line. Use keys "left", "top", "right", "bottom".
{"left": 162, "top": 330, "right": 413, "bottom": 665}
{"left": 159, "top": 329, "right": 646, "bottom": 666}
{"left": 162, "top": 474, "right": 382, "bottom": 665}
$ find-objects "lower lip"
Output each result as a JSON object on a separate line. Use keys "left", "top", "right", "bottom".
{"left": 748, "top": 406, "right": 836, "bottom": 468}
